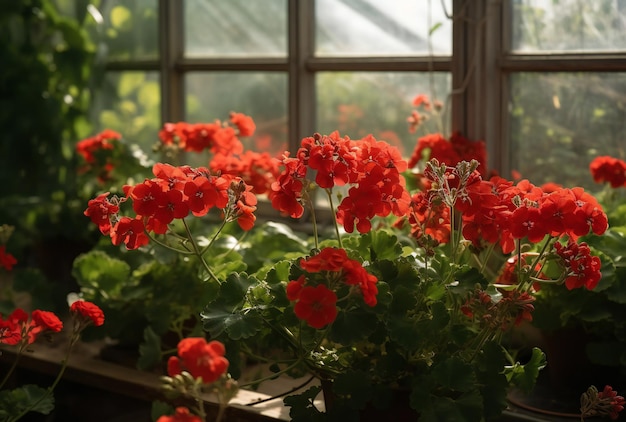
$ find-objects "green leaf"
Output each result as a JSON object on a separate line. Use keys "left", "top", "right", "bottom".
{"left": 137, "top": 326, "right": 163, "bottom": 370}
{"left": 201, "top": 305, "right": 262, "bottom": 340}
{"left": 284, "top": 386, "right": 325, "bottom": 421}
{"left": 219, "top": 272, "right": 259, "bottom": 306}
{"left": 429, "top": 22, "right": 443, "bottom": 36}
{"left": 506, "top": 347, "right": 546, "bottom": 393}
{"left": 151, "top": 400, "right": 175, "bottom": 421}
{"left": 71, "top": 250, "right": 131, "bottom": 297}
{"left": 328, "top": 309, "right": 378, "bottom": 344}
{"left": 432, "top": 356, "right": 477, "bottom": 392}
{"left": 476, "top": 342, "right": 509, "bottom": 419}
{"left": 0, "top": 385, "right": 55, "bottom": 419}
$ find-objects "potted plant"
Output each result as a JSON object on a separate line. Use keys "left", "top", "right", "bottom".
{"left": 516, "top": 155, "right": 626, "bottom": 415}
{"left": 78, "top": 108, "right": 626, "bottom": 421}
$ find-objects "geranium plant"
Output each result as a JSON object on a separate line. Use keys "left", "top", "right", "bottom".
{"left": 529, "top": 155, "right": 626, "bottom": 392}
{"left": 0, "top": 226, "right": 105, "bottom": 421}
{"left": 78, "top": 102, "right": 624, "bottom": 421}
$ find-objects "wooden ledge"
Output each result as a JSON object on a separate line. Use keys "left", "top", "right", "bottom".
{"left": 0, "top": 339, "right": 324, "bottom": 421}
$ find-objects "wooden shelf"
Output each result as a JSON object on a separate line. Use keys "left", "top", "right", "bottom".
{"left": 0, "top": 339, "right": 323, "bottom": 421}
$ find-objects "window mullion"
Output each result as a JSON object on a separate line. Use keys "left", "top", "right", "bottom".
{"left": 288, "top": 0, "right": 316, "bottom": 151}
{"left": 159, "top": 0, "right": 185, "bottom": 124}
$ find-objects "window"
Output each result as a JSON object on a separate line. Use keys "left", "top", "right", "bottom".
{"left": 90, "top": 0, "right": 626, "bottom": 191}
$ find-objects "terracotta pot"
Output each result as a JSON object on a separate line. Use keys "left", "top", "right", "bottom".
{"left": 321, "top": 379, "right": 420, "bottom": 421}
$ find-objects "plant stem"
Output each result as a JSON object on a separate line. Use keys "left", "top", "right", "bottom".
{"left": 9, "top": 330, "right": 80, "bottom": 422}
{"left": 0, "top": 344, "right": 24, "bottom": 390}
{"left": 325, "top": 189, "right": 342, "bottom": 248}
{"left": 182, "top": 218, "right": 221, "bottom": 284}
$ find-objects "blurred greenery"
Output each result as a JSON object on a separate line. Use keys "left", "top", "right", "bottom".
{"left": 0, "top": 0, "right": 99, "bottom": 262}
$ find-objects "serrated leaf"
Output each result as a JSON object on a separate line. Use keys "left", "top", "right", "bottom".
{"left": 219, "top": 272, "right": 258, "bottom": 306}
{"left": 284, "top": 386, "right": 325, "bottom": 422}
{"left": 201, "top": 305, "right": 262, "bottom": 340}
{"left": 0, "top": 385, "right": 55, "bottom": 418}
{"left": 432, "top": 356, "right": 476, "bottom": 392}
{"left": 71, "top": 250, "right": 131, "bottom": 297}
{"left": 328, "top": 309, "right": 378, "bottom": 344}
{"left": 506, "top": 347, "right": 546, "bottom": 393}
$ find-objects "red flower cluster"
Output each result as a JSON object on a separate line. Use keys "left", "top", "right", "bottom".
{"left": 271, "top": 132, "right": 410, "bottom": 233}
{"left": 210, "top": 150, "right": 281, "bottom": 195}
{"left": 406, "top": 93, "right": 443, "bottom": 134}
{"left": 407, "top": 132, "right": 487, "bottom": 176}
{"left": 0, "top": 308, "right": 62, "bottom": 346}
{"left": 167, "top": 338, "right": 229, "bottom": 384}
{"left": 0, "top": 245, "right": 17, "bottom": 271}
{"left": 403, "top": 191, "right": 451, "bottom": 246}
{"left": 75, "top": 129, "right": 123, "bottom": 182}
{"left": 286, "top": 247, "right": 378, "bottom": 329}
{"left": 412, "top": 163, "right": 608, "bottom": 256}
{"left": 589, "top": 156, "right": 626, "bottom": 188}
{"left": 158, "top": 112, "right": 254, "bottom": 155}
{"left": 461, "top": 288, "right": 535, "bottom": 330}
{"left": 76, "top": 129, "right": 121, "bottom": 163}
{"left": 84, "top": 163, "right": 257, "bottom": 249}
{"left": 157, "top": 407, "right": 202, "bottom": 422}
{"left": 554, "top": 241, "right": 602, "bottom": 290}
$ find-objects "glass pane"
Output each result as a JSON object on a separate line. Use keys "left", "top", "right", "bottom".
{"left": 185, "top": 0, "right": 287, "bottom": 57}
{"left": 90, "top": 71, "right": 161, "bottom": 159}
{"left": 512, "top": 0, "right": 626, "bottom": 52}
{"left": 509, "top": 73, "right": 626, "bottom": 191}
{"left": 316, "top": 72, "right": 451, "bottom": 157}
{"left": 185, "top": 72, "right": 288, "bottom": 156}
{"left": 316, "top": 0, "right": 452, "bottom": 56}
{"left": 88, "top": 0, "right": 159, "bottom": 60}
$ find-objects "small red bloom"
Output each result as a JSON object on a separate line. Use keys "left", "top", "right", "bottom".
{"left": 229, "top": 112, "right": 256, "bottom": 137}
{"left": 0, "top": 245, "right": 17, "bottom": 271}
{"left": 31, "top": 310, "right": 63, "bottom": 333}
{"left": 84, "top": 192, "right": 120, "bottom": 235}
{"left": 70, "top": 300, "right": 105, "bottom": 327}
{"left": 168, "top": 338, "right": 229, "bottom": 384}
{"left": 555, "top": 241, "right": 602, "bottom": 290}
{"left": 110, "top": 217, "right": 150, "bottom": 250}
{"left": 156, "top": 407, "right": 202, "bottom": 422}
{"left": 589, "top": 156, "right": 626, "bottom": 188}
{"left": 293, "top": 284, "right": 338, "bottom": 329}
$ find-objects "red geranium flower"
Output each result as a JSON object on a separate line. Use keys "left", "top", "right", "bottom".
{"left": 0, "top": 245, "right": 17, "bottom": 271}
{"left": 229, "top": 112, "right": 256, "bottom": 137}
{"left": 70, "top": 300, "right": 105, "bottom": 327}
{"left": 156, "top": 407, "right": 202, "bottom": 422}
{"left": 589, "top": 156, "right": 626, "bottom": 188}
{"left": 84, "top": 192, "right": 120, "bottom": 235}
{"left": 293, "top": 284, "right": 338, "bottom": 329}
{"left": 168, "top": 338, "right": 229, "bottom": 384}
{"left": 110, "top": 216, "right": 150, "bottom": 250}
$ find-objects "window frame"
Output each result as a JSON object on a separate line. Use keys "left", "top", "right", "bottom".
{"left": 102, "top": 0, "right": 626, "bottom": 179}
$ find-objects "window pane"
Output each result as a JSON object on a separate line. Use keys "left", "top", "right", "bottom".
{"left": 316, "top": 0, "right": 452, "bottom": 56}
{"left": 90, "top": 71, "right": 161, "bottom": 159}
{"left": 185, "top": 72, "right": 288, "bottom": 155}
{"left": 89, "top": 0, "right": 159, "bottom": 60}
{"left": 184, "top": 0, "right": 287, "bottom": 57}
{"left": 511, "top": 0, "right": 626, "bottom": 52}
{"left": 509, "top": 73, "right": 626, "bottom": 190}
{"left": 316, "top": 72, "right": 451, "bottom": 157}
